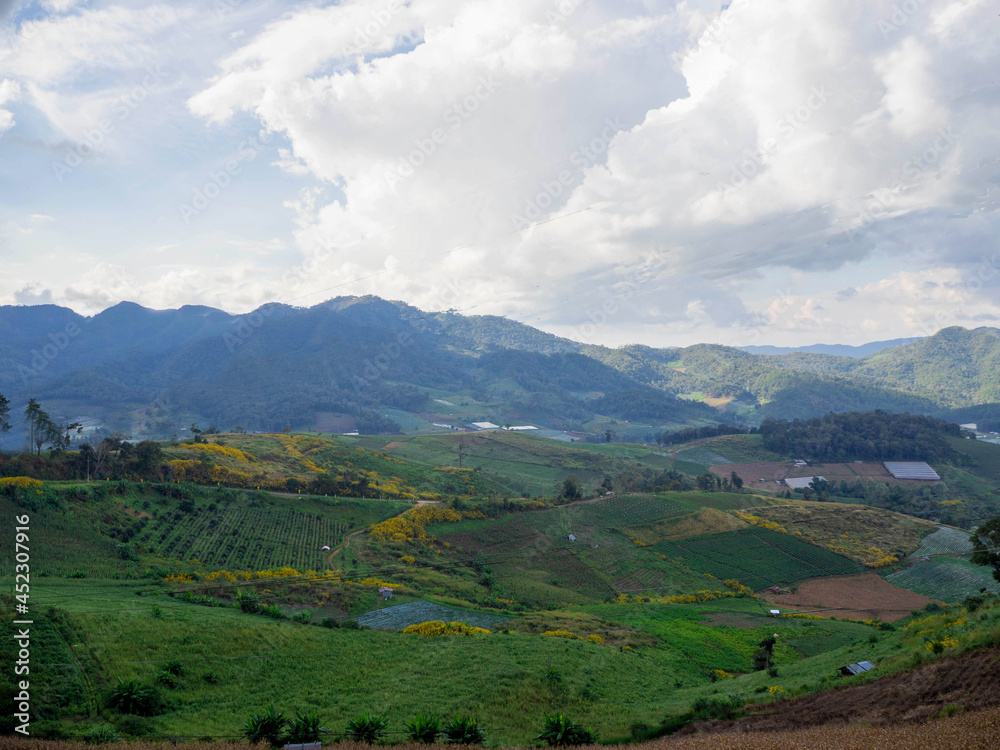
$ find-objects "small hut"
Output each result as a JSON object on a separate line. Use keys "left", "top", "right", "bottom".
{"left": 378, "top": 586, "right": 394, "bottom": 600}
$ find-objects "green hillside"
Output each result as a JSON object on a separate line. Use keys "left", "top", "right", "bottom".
{"left": 3, "top": 427, "right": 1000, "bottom": 744}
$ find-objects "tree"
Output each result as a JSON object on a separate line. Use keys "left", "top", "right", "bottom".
{"left": 0, "top": 393, "right": 11, "bottom": 436}
{"left": 561, "top": 475, "right": 582, "bottom": 501}
{"left": 730, "top": 471, "right": 744, "bottom": 490}
{"left": 970, "top": 517, "right": 1000, "bottom": 583}
{"left": 24, "top": 398, "right": 58, "bottom": 454}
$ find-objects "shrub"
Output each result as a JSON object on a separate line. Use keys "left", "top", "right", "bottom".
{"left": 244, "top": 705, "right": 288, "bottom": 747}
{"left": 237, "top": 589, "right": 261, "bottom": 614}
{"left": 537, "top": 714, "right": 595, "bottom": 746}
{"left": 83, "top": 724, "right": 121, "bottom": 744}
{"left": 690, "top": 695, "right": 743, "bottom": 720}
{"left": 202, "top": 669, "right": 218, "bottom": 684}
{"left": 443, "top": 716, "right": 486, "bottom": 744}
{"left": 406, "top": 713, "right": 441, "bottom": 744}
{"left": 163, "top": 659, "right": 183, "bottom": 676}
{"left": 320, "top": 617, "right": 340, "bottom": 629}
{"left": 155, "top": 670, "right": 178, "bottom": 689}
{"left": 346, "top": 713, "right": 388, "bottom": 744}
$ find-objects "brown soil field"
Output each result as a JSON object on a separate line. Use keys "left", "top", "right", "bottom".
{"left": 382, "top": 441, "right": 407, "bottom": 450}
{"left": 764, "top": 573, "right": 937, "bottom": 622}
{"left": 666, "top": 706, "right": 1000, "bottom": 748}
{"left": 715, "top": 461, "right": 921, "bottom": 494}
{"left": 677, "top": 646, "right": 1000, "bottom": 745}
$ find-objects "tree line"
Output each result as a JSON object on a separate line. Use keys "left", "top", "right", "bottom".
{"left": 757, "top": 411, "right": 960, "bottom": 461}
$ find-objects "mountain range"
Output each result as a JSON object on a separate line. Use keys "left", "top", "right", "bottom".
{"left": 1, "top": 296, "right": 999, "bottom": 442}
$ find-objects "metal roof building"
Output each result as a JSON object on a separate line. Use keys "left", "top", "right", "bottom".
{"left": 884, "top": 461, "right": 940, "bottom": 480}
{"left": 839, "top": 660, "right": 875, "bottom": 676}
{"left": 785, "top": 476, "right": 826, "bottom": 490}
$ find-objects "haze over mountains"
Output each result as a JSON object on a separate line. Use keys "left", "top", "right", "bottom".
{"left": 1, "top": 297, "right": 999, "bottom": 442}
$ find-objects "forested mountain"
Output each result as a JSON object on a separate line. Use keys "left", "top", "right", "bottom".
{"left": 740, "top": 337, "right": 922, "bottom": 357}
{"left": 0, "top": 297, "right": 997, "bottom": 441}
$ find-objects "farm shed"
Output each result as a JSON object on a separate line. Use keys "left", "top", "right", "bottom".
{"left": 784, "top": 476, "right": 826, "bottom": 490}
{"left": 468, "top": 421, "right": 501, "bottom": 430}
{"left": 883, "top": 461, "right": 940, "bottom": 480}
{"left": 839, "top": 660, "right": 874, "bottom": 677}
{"left": 378, "top": 586, "right": 394, "bottom": 600}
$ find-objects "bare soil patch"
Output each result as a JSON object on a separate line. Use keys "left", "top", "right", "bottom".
{"left": 764, "top": 573, "right": 937, "bottom": 622}
{"left": 669, "top": 705, "right": 1000, "bottom": 749}
{"left": 680, "top": 647, "right": 1000, "bottom": 741}
{"left": 382, "top": 441, "right": 406, "bottom": 450}
{"left": 716, "top": 461, "right": 924, "bottom": 494}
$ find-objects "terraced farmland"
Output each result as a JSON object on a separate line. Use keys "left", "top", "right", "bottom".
{"left": 138, "top": 497, "right": 403, "bottom": 570}
{"left": 886, "top": 556, "right": 1000, "bottom": 601}
{"left": 651, "top": 528, "right": 863, "bottom": 590}
{"left": 908, "top": 525, "right": 974, "bottom": 557}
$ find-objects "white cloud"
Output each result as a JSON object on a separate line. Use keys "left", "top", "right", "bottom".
{"left": 41, "top": 0, "right": 86, "bottom": 13}
{"left": 0, "top": 78, "right": 19, "bottom": 134}
{"left": 180, "top": 0, "right": 999, "bottom": 345}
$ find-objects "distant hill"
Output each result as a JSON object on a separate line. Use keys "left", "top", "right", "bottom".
{"left": 0, "top": 298, "right": 996, "bottom": 442}
{"left": 740, "top": 337, "right": 923, "bottom": 357}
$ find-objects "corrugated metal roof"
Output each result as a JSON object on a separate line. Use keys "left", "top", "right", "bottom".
{"left": 785, "top": 476, "right": 826, "bottom": 489}
{"left": 884, "top": 462, "right": 941, "bottom": 480}
{"left": 840, "top": 661, "right": 875, "bottom": 675}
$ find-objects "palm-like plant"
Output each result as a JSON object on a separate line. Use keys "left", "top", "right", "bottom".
{"left": 287, "top": 711, "right": 328, "bottom": 744}
{"left": 536, "top": 713, "right": 596, "bottom": 746}
{"left": 244, "top": 705, "right": 288, "bottom": 748}
{"left": 108, "top": 678, "right": 156, "bottom": 716}
{"left": 443, "top": 716, "right": 486, "bottom": 744}
{"left": 346, "top": 713, "right": 389, "bottom": 744}
{"left": 406, "top": 713, "right": 442, "bottom": 744}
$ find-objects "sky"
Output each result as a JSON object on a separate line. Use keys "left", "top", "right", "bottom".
{"left": 0, "top": 0, "right": 998, "bottom": 348}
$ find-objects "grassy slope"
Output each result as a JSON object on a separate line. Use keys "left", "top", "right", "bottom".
{"left": 5, "top": 431, "right": 1000, "bottom": 744}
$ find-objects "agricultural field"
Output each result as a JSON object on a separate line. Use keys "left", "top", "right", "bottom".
{"left": 5, "top": 431, "right": 1000, "bottom": 746}
{"left": 950, "top": 436, "right": 1000, "bottom": 482}
{"left": 715, "top": 460, "right": 906, "bottom": 494}
{"left": 675, "top": 446, "right": 732, "bottom": 467}
{"left": 764, "top": 573, "right": 936, "bottom": 622}
{"left": 650, "top": 528, "right": 864, "bottom": 590}
{"left": 355, "top": 600, "right": 513, "bottom": 630}
{"left": 136, "top": 496, "right": 400, "bottom": 571}
{"left": 738, "top": 501, "right": 937, "bottom": 565}
{"left": 693, "top": 433, "right": 787, "bottom": 463}
{"left": 885, "top": 557, "right": 1000, "bottom": 601}
{"left": 908, "top": 525, "right": 974, "bottom": 557}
